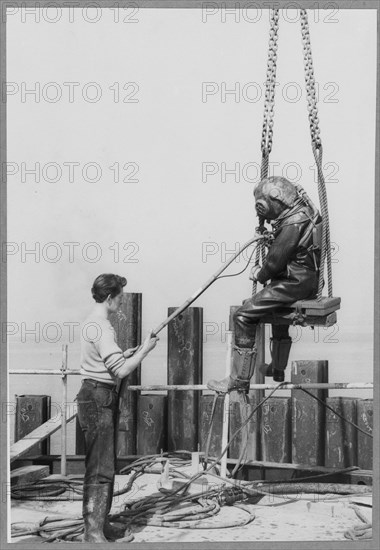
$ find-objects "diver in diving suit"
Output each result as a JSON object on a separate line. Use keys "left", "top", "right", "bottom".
{"left": 207, "top": 176, "right": 322, "bottom": 391}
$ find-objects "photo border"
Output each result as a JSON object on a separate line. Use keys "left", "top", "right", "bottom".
{"left": 0, "top": 1, "right": 378, "bottom": 549}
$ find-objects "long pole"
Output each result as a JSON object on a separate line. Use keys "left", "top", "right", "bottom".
{"left": 221, "top": 332, "right": 233, "bottom": 478}
{"left": 8, "top": 369, "right": 373, "bottom": 392}
{"left": 127, "top": 383, "right": 373, "bottom": 391}
{"left": 60, "top": 344, "right": 68, "bottom": 476}
{"left": 9, "top": 369, "right": 80, "bottom": 375}
{"left": 152, "top": 235, "right": 262, "bottom": 336}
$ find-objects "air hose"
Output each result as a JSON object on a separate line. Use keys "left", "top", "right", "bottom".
{"left": 152, "top": 234, "right": 263, "bottom": 336}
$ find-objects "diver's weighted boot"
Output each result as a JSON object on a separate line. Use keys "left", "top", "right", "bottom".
{"left": 259, "top": 363, "right": 285, "bottom": 381}
{"left": 273, "top": 368, "right": 285, "bottom": 382}
{"left": 259, "top": 362, "right": 273, "bottom": 377}
{"left": 270, "top": 337, "right": 292, "bottom": 382}
{"left": 82, "top": 483, "right": 109, "bottom": 543}
{"left": 207, "top": 346, "right": 257, "bottom": 393}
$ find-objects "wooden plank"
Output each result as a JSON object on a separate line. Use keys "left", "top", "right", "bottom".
{"left": 11, "top": 465, "right": 50, "bottom": 486}
{"left": 231, "top": 458, "right": 336, "bottom": 472}
{"left": 10, "top": 410, "right": 77, "bottom": 463}
{"left": 261, "top": 311, "right": 337, "bottom": 327}
{"left": 293, "top": 297, "right": 341, "bottom": 315}
{"left": 263, "top": 297, "right": 341, "bottom": 320}
{"left": 311, "top": 470, "right": 372, "bottom": 486}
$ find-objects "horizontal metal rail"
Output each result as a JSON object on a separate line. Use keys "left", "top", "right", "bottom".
{"left": 128, "top": 383, "right": 373, "bottom": 391}
{"left": 8, "top": 371, "right": 373, "bottom": 391}
{"left": 9, "top": 369, "right": 81, "bottom": 375}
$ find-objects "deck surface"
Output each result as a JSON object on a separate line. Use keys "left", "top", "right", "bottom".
{"left": 10, "top": 471, "right": 372, "bottom": 544}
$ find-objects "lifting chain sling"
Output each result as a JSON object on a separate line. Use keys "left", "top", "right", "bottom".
{"left": 300, "top": 9, "right": 333, "bottom": 299}
{"left": 253, "top": 9, "right": 333, "bottom": 300}
{"left": 252, "top": 8, "right": 279, "bottom": 297}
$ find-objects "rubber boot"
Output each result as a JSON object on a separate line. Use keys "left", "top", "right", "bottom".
{"left": 82, "top": 483, "right": 109, "bottom": 543}
{"left": 270, "top": 337, "right": 292, "bottom": 382}
{"left": 103, "top": 482, "right": 134, "bottom": 542}
{"left": 207, "top": 346, "right": 257, "bottom": 393}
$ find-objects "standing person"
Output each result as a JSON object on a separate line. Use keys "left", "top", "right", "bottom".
{"left": 207, "top": 176, "right": 322, "bottom": 391}
{"left": 76, "top": 273, "right": 158, "bottom": 542}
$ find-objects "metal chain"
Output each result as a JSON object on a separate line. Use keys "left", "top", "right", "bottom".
{"left": 254, "top": 8, "right": 279, "bottom": 297}
{"left": 261, "top": 8, "right": 280, "bottom": 164}
{"left": 300, "top": 9, "right": 333, "bottom": 298}
{"left": 255, "top": 10, "right": 334, "bottom": 299}
{"left": 300, "top": 11, "right": 321, "bottom": 149}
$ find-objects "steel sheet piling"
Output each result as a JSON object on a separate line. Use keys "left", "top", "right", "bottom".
{"left": 291, "top": 360, "right": 329, "bottom": 466}
{"left": 15, "top": 395, "right": 51, "bottom": 457}
{"left": 110, "top": 292, "right": 142, "bottom": 456}
{"left": 137, "top": 394, "right": 168, "bottom": 455}
{"left": 167, "top": 307, "right": 203, "bottom": 452}
{"left": 357, "top": 399, "right": 373, "bottom": 469}
{"left": 261, "top": 397, "right": 291, "bottom": 463}
{"left": 325, "top": 397, "right": 358, "bottom": 468}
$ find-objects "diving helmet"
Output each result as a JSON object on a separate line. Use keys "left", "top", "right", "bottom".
{"left": 254, "top": 176, "right": 298, "bottom": 220}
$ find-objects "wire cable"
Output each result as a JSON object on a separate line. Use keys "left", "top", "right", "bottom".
{"left": 300, "top": 388, "right": 373, "bottom": 438}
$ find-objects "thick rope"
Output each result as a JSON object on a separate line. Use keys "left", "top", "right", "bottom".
{"left": 300, "top": 10, "right": 333, "bottom": 298}
{"left": 251, "top": 245, "right": 261, "bottom": 296}
{"left": 313, "top": 144, "right": 333, "bottom": 297}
